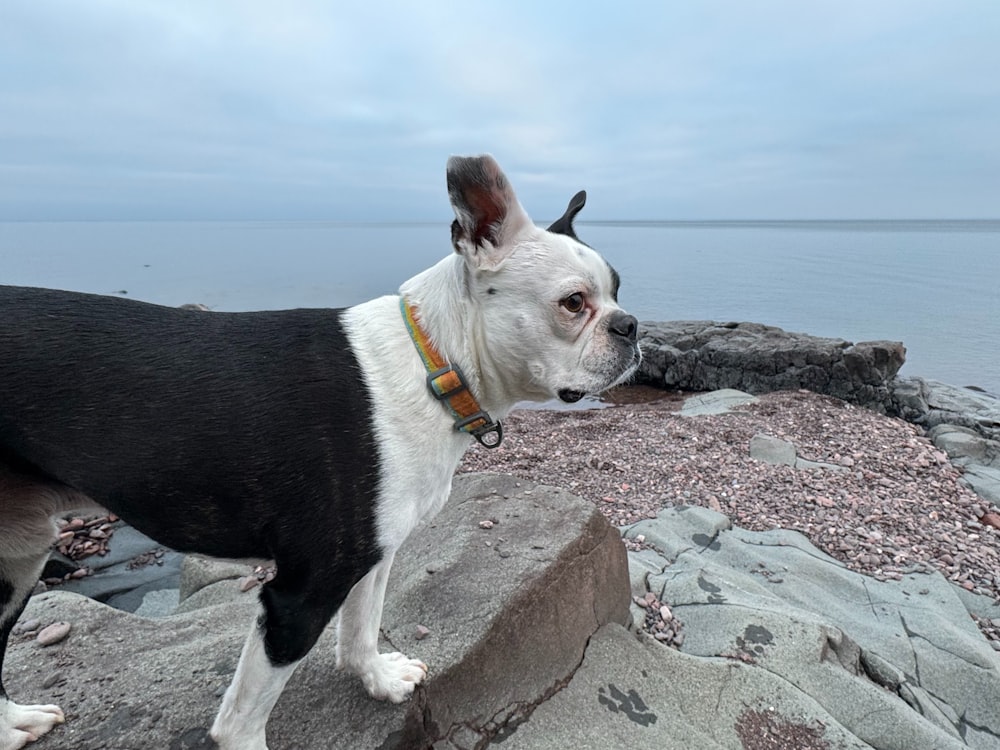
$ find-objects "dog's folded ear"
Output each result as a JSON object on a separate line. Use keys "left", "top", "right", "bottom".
{"left": 546, "top": 190, "right": 587, "bottom": 240}
{"left": 447, "top": 155, "right": 531, "bottom": 268}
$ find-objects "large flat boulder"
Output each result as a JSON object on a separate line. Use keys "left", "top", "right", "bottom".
{"left": 500, "top": 623, "right": 875, "bottom": 750}
{"left": 619, "top": 506, "right": 1000, "bottom": 749}
{"left": 5, "top": 473, "right": 629, "bottom": 749}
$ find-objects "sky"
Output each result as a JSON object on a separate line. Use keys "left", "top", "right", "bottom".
{"left": 2, "top": 1, "right": 999, "bottom": 221}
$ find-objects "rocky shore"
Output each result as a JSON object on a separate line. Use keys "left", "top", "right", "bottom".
{"left": 461, "top": 388, "right": 1000, "bottom": 644}
{"left": 8, "top": 318, "right": 1000, "bottom": 749}
{"left": 633, "top": 320, "right": 1000, "bottom": 500}
{"left": 29, "top": 319, "right": 1000, "bottom": 629}
{"left": 11, "top": 463, "right": 1000, "bottom": 748}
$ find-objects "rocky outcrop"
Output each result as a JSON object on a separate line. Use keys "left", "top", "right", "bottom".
{"left": 7, "top": 474, "right": 629, "bottom": 750}
{"left": 637, "top": 320, "right": 905, "bottom": 411}
{"left": 891, "top": 377, "right": 1000, "bottom": 441}
{"left": 615, "top": 505, "right": 1000, "bottom": 750}
{"left": 636, "top": 322, "right": 1000, "bottom": 506}
{"left": 889, "top": 378, "right": 1000, "bottom": 503}
{"left": 9, "top": 471, "right": 1000, "bottom": 749}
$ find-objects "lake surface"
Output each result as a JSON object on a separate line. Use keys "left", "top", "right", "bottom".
{"left": 2, "top": 220, "right": 998, "bottom": 394}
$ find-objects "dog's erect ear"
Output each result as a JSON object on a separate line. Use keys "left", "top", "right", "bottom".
{"left": 447, "top": 155, "right": 531, "bottom": 268}
{"left": 546, "top": 190, "right": 587, "bottom": 240}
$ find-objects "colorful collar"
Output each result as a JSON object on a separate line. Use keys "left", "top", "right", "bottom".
{"left": 400, "top": 297, "right": 503, "bottom": 448}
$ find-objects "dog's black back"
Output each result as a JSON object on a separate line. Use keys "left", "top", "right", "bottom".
{"left": 0, "top": 285, "right": 382, "bottom": 565}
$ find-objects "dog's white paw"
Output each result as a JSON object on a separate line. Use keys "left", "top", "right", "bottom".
{"left": 359, "top": 652, "right": 428, "bottom": 703}
{"left": 0, "top": 701, "right": 65, "bottom": 750}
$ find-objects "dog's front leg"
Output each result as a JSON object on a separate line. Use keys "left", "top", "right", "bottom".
{"left": 209, "top": 622, "right": 297, "bottom": 750}
{"left": 210, "top": 565, "right": 348, "bottom": 750}
{"left": 336, "top": 551, "right": 427, "bottom": 702}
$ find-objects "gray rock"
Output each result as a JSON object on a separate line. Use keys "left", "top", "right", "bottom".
{"left": 930, "top": 423, "right": 1000, "bottom": 467}
{"left": 749, "top": 433, "right": 798, "bottom": 466}
{"left": 133, "top": 588, "right": 181, "bottom": 618}
{"left": 637, "top": 321, "right": 905, "bottom": 411}
{"left": 624, "top": 506, "right": 1000, "bottom": 749}
{"left": 501, "top": 624, "right": 873, "bottom": 750}
{"left": 178, "top": 554, "right": 260, "bottom": 605}
{"left": 12, "top": 471, "right": 999, "bottom": 750}
{"left": 679, "top": 389, "right": 758, "bottom": 416}
{"left": 893, "top": 378, "right": 1000, "bottom": 441}
{"left": 53, "top": 524, "right": 183, "bottom": 612}
{"left": 963, "top": 464, "right": 1000, "bottom": 505}
{"left": 7, "top": 474, "right": 629, "bottom": 750}
{"left": 745, "top": 432, "right": 847, "bottom": 472}
{"left": 623, "top": 504, "right": 732, "bottom": 563}
{"left": 890, "top": 375, "right": 930, "bottom": 420}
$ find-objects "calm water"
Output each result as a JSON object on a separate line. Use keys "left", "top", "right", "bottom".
{"left": 2, "top": 220, "right": 998, "bottom": 394}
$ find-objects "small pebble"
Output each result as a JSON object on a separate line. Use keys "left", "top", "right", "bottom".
{"left": 42, "top": 672, "right": 65, "bottom": 689}
{"left": 415, "top": 625, "right": 431, "bottom": 641}
{"left": 36, "top": 621, "right": 72, "bottom": 647}
{"left": 981, "top": 512, "right": 1000, "bottom": 531}
{"left": 478, "top": 520, "right": 495, "bottom": 529}
{"left": 13, "top": 619, "right": 41, "bottom": 636}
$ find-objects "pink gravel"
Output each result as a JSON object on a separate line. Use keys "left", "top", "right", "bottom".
{"left": 459, "top": 387, "right": 1000, "bottom": 642}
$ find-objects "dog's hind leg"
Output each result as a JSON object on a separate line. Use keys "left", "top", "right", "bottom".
{"left": 336, "top": 551, "right": 427, "bottom": 703}
{"left": 0, "top": 555, "right": 64, "bottom": 750}
{"left": 0, "top": 477, "right": 75, "bottom": 750}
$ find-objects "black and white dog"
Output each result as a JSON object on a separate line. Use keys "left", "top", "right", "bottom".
{"left": 0, "top": 155, "right": 640, "bottom": 750}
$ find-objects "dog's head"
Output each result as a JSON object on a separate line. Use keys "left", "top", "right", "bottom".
{"left": 446, "top": 154, "right": 641, "bottom": 404}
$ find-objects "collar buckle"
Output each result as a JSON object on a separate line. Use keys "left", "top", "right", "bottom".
{"left": 426, "top": 364, "right": 469, "bottom": 401}
{"left": 456, "top": 412, "right": 504, "bottom": 448}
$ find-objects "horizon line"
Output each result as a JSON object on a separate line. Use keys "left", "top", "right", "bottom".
{"left": 2, "top": 217, "right": 999, "bottom": 226}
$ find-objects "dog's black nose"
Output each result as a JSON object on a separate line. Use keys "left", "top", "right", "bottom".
{"left": 608, "top": 311, "right": 638, "bottom": 343}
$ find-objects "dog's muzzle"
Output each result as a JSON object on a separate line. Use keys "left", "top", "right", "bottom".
{"left": 558, "top": 311, "right": 641, "bottom": 404}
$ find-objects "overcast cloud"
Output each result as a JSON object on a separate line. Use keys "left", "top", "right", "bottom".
{"left": 2, "top": 1, "right": 998, "bottom": 220}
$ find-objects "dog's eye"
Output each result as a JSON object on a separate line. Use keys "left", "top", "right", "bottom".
{"left": 561, "top": 293, "right": 585, "bottom": 314}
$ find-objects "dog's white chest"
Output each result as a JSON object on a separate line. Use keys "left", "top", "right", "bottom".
{"left": 341, "top": 298, "right": 472, "bottom": 552}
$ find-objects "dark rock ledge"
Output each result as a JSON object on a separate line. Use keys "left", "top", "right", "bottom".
{"left": 636, "top": 320, "right": 907, "bottom": 414}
